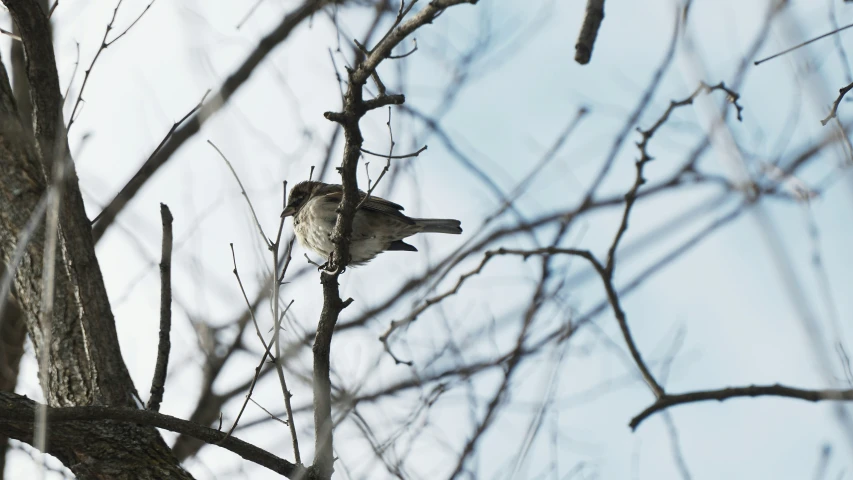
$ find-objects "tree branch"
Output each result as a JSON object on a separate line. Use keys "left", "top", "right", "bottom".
{"left": 574, "top": 0, "right": 605, "bottom": 65}
{"left": 91, "top": 0, "right": 331, "bottom": 241}
{"left": 146, "top": 203, "right": 173, "bottom": 412}
{"left": 0, "top": 2, "right": 195, "bottom": 476}
{"left": 630, "top": 384, "right": 853, "bottom": 430}
{"left": 312, "top": 1, "right": 479, "bottom": 478}
{"left": 0, "top": 392, "right": 306, "bottom": 478}
{"left": 820, "top": 80, "right": 853, "bottom": 126}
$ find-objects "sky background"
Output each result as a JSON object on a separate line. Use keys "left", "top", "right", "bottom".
{"left": 5, "top": 0, "right": 853, "bottom": 478}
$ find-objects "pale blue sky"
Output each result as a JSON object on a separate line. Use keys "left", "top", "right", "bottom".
{"left": 6, "top": 0, "right": 853, "bottom": 478}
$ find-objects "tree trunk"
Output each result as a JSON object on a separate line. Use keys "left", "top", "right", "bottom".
{"left": 0, "top": 1, "right": 192, "bottom": 477}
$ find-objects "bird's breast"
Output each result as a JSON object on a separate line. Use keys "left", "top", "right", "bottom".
{"left": 294, "top": 199, "right": 337, "bottom": 257}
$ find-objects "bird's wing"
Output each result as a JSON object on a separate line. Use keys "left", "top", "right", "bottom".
{"left": 319, "top": 190, "right": 415, "bottom": 225}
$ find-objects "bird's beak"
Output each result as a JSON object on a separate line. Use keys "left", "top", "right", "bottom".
{"left": 281, "top": 206, "right": 296, "bottom": 218}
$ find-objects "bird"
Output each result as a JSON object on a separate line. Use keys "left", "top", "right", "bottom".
{"left": 280, "top": 181, "right": 462, "bottom": 267}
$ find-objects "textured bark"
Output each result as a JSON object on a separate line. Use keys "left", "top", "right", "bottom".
{"left": 0, "top": 393, "right": 193, "bottom": 479}
{"left": 0, "top": 1, "right": 191, "bottom": 477}
{"left": 0, "top": 5, "right": 35, "bottom": 472}
{"left": 10, "top": 0, "right": 37, "bottom": 133}
{"left": 0, "top": 288, "right": 26, "bottom": 475}
{"left": 3, "top": 0, "right": 135, "bottom": 409}
{"left": 0, "top": 392, "right": 304, "bottom": 479}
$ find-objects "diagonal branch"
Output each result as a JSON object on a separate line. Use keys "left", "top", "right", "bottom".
{"left": 820, "top": 80, "right": 853, "bottom": 126}
{"left": 66, "top": 0, "right": 157, "bottom": 133}
{"left": 91, "top": 0, "right": 331, "bottom": 241}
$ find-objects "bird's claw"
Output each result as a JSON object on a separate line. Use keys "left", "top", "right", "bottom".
{"left": 320, "top": 253, "right": 346, "bottom": 275}
{"left": 310, "top": 259, "right": 341, "bottom": 274}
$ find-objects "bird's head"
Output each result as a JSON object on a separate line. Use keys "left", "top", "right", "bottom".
{"left": 281, "top": 181, "right": 323, "bottom": 217}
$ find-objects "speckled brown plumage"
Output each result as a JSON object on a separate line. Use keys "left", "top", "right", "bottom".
{"left": 280, "top": 181, "right": 462, "bottom": 266}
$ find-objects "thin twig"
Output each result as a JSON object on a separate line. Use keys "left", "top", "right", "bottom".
{"left": 91, "top": 90, "right": 210, "bottom": 228}
{"left": 378, "top": 250, "right": 501, "bottom": 359}
{"left": 356, "top": 107, "right": 398, "bottom": 211}
{"left": 274, "top": 181, "right": 289, "bottom": 247}
{"left": 0, "top": 28, "right": 22, "bottom": 42}
{"left": 248, "top": 398, "right": 288, "bottom": 425}
{"left": 237, "top": 0, "right": 267, "bottom": 29}
{"left": 581, "top": 8, "right": 683, "bottom": 206}
{"left": 270, "top": 179, "right": 301, "bottom": 462}
{"left": 67, "top": 0, "right": 157, "bottom": 132}
{"left": 360, "top": 145, "right": 426, "bottom": 160}
{"left": 631, "top": 384, "right": 853, "bottom": 429}
{"left": 488, "top": 107, "right": 589, "bottom": 222}
{"left": 303, "top": 253, "right": 323, "bottom": 269}
{"left": 62, "top": 42, "right": 80, "bottom": 104}
{"left": 820, "top": 81, "right": 853, "bottom": 126}
{"left": 755, "top": 20, "right": 853, "bottom": 65}
{"left": 601, "top": 82, "right": 745, "bottom": 397}
{"left": 89, "top": 0, "right": 329, "bottom": 242}
{"left": 272, "top": 298, "right": 300, "bottom": 463}
{"left": 328, "top": 48, "right": 345, "bottom": 107}
{"left": 146, "top": 203, "right": 173, "bottom": 412}
{"left": 47, "top": 1, "right": 59, "bottom": 18}
{"left": 388, "top": 38, "right": 418, "bottom": 59}
{"left": 278, "top": 237, "right": 296, "bottom": 284}
{"left": 313, "top": 2, "right": 480, "bottom": 476}
{"left": 489, "top": 247, "right": 664, "bottom": 397}
{"left": 218, "top": 332, "right": 277, "bottom": 445}
{"left": 229, "top": 244, "right": 270, "bottom": 352}
{"left": 209, "top": 140, "right": 270, "bottom": 247}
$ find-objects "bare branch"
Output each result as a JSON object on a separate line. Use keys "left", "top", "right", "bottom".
{"left": 209, "top": 140, "right": 270, "bottom": 248}
{"left": 312, "top": 2, "right": 480, "bottom": 477}
{"left": 631, "top": 384, "right": 853, "bottom": 429}
{"left": 90, "top": 0, "right": 330, "bottom": 241}
{"left": 359, "top": 144, "right": 426, "bottom": 160}
{"left": 357, "top": 107, "right": 397, "bottom": 213}
{"left": 820, "top": 81, "right": 853, "bottom": 126}
{"left": 146, "top": 203, "right": 173, "bottom": 412}
{"left": 363, "top": 93, "right": 405, "bottom": 111}
{"left": 218, "top": 332, "right": 277, "bottom": 445}
{"left": 0, "top": 392, "right": 306, "bottom": 479}
{"left": 389, "top": 38, "right": 418, "bottom": 59}
{"left": 580, "top": 8, "right": 680, "bottom": 202}
{"left": 0, "top": 28, "right": 21, "bottom": 42}
{"left": 90, "top": 89, "right": 209, "bottom": 230}
{"left": 754, "top": 20, "right": 853, "bottom": 66}
{"left": 67, "top": 0, "right": 157, "bottom": 133}
{"left": 229, "top": 244, "right": 270, "bottom": 352}
{"left": 487, "top": 247, "right": 665, "bottom": 397}
{"left": 237, "top": 0, "right": 267, "bottom": 29}
{"left": 574, "top": 0, "right": 605, "bottom": 65}
{"left": 270, "top": 180, "right": 301, "bottom": 463}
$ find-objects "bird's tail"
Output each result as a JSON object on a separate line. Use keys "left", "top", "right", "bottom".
{"left": 414, "top": 218, "right": 463, "bottom": 234}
